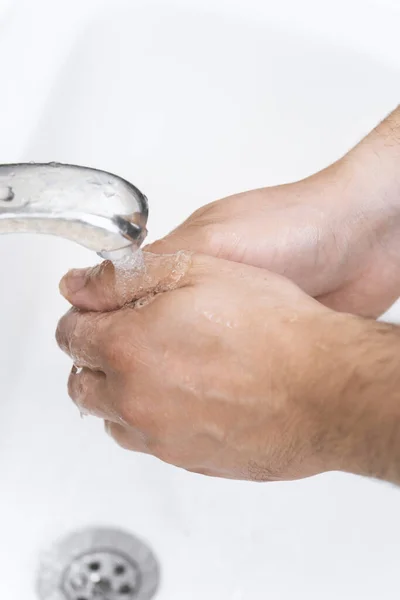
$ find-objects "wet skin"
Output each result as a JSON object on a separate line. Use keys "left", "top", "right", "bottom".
{"left": 57, "top": 106, "right": 400, "bottom": 484}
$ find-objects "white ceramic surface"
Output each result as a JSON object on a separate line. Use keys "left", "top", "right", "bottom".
{"left": 0, "top": 0, "right": 400, "bottom": 598}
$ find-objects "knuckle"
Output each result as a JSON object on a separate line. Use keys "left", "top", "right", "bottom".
{"left": 55, "top": 322, "right": 65, "bottom": 351}
{"left": 67, "top": 370, "right": 92, "bottom": 413}
{"left": 86, "top": 261, "right": 110, "bottom": 288}
{"left": 55, "top": 317, "right": 70, "bottom": 352}
{"left": 56, "top": 308, "right": 79, "bottom": 354}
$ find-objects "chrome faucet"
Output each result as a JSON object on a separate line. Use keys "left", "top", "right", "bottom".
{"left": 0, "top": 162, "right": 148, "bottom": 258}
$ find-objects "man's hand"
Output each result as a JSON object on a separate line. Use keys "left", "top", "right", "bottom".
{"left": 57, "top": 253, "right": 400, "bottom": 483}
{"left": 147, "top": 106, "right": 400, "bottom": 318}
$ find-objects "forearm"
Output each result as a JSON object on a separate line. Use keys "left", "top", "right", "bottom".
{"left": 351, "top": 104, "right": 400, "bottom": 189}
{"left": 343, "top": 105, "right": 400, "bottom": 234}
{"left": 329, "top": 317, "right": 400, "bottom": 485}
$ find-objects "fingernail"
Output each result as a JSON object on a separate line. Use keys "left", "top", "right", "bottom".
{"left": 59, "top": 268, "right": 88, "bottom": 297}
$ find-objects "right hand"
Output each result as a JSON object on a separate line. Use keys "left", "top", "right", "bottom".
{"left": 58, "top": 251, "right": 400, "bottom": 484}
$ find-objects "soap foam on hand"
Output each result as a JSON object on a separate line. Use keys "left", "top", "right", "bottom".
{"left": 111, "top": 246, "right": 146, "bottom": 280}
{"left": 60, "top": 248, "right": 192, "bottom": 312}
{"left": 110, "top": 248, "right": 193, "bottom": 309}
{"left": 111, "top": 246, "right": 146, "bottom": 304}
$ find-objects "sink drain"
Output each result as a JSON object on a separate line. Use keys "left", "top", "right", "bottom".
{"left": 62, "top": 549, "right": 140, "bottom": 599}
{"left": 36, "top": 528, "right": 160, "bottom": 600}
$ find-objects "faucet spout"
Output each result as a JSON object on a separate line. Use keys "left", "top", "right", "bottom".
{"left": 0, "top": 163, "right": 148, "bottom": 258}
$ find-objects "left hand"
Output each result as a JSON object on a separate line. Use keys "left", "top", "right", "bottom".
{"left": 56, "top": 251, "right": 376, "bottom": 482}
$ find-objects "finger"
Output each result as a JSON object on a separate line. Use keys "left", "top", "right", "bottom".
{"left": 56, "top": 308, "right": 129, "bottom": 370}
{"left": 68, "top": 366, "right": 109, "bottom": 418}
{"left": 105, "top": 421, "right": 150, "bottom": 454}
{"left": 59, "top": 250, "right": 196, "bottom": 312}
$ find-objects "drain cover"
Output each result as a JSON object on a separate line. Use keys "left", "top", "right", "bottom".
{"left": 36, "top": 528, "right": 160, "bottom": 600}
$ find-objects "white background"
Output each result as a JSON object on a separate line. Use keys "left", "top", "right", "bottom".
{"left": 0, "top": 0, "right": 400, "bottom": 598}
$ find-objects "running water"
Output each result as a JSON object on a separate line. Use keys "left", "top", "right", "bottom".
{"left": 104, "top": 245, "right": 192, "bottom": 308}
{"left": 109, "top": 245, "right": 146, "bottom": 272}
{"left": 108, "top": 245, "right": 146, "bottom": 306}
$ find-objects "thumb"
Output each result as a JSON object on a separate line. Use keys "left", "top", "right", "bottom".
{"left": 59, "top": 250, "right": 193, "bottom": 311}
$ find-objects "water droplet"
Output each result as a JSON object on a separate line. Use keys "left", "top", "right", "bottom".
{"left": 0, "top": 186, "right": 14, "bottom": 202}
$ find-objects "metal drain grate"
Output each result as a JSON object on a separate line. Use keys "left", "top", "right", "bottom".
{"left": 62, "top": 549, "right": 140, "bottom": 599}
{"left": 36, "top": 528, "right": 160, "bottom": 600}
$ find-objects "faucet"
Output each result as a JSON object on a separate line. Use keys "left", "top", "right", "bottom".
{"left": 0, "top": 162, "right": 148, "bottom": 259}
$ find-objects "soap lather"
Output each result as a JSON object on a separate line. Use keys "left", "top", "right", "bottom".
{"left": 0, "top": 162, "right": 148, "bottom": 259}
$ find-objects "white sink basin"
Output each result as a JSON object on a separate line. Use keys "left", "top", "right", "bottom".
{"left": 0, "top": 0, "right": 400, "bottom": 598}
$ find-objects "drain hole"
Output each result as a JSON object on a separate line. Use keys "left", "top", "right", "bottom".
{"left": 114, "top": 564, "right": 126, "bottom": 575}
{"left": 119, "top": 584, "right": 133, "bottom": 595}
{"left": 95, "top": 578, "right": 112, "bottom": 592}
{"left": 88, "top": 561, "right": 101, "bottom": 572}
